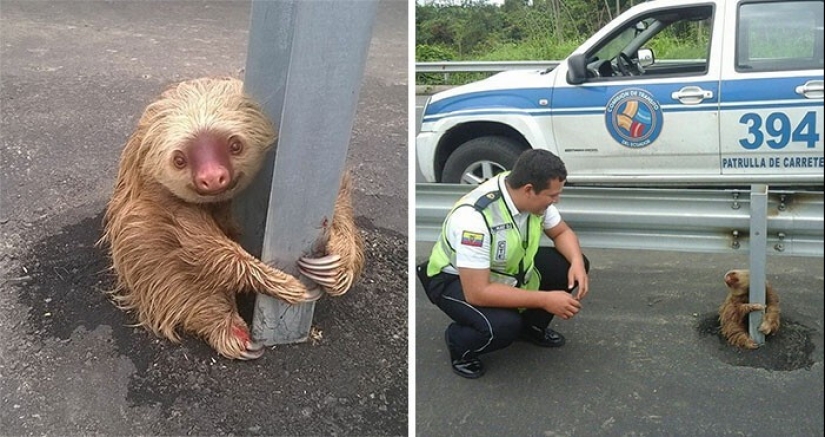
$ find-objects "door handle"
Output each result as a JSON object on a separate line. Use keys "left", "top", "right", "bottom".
{"left": 795, "top": 80, "right": 824, "bottom": 99}
{"left": 671, "top": 86, "right": 713, "bottom": 105}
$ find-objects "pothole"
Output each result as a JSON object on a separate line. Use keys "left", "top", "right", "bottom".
{"left": 697, "top": 312, "right": 817, "bottom": 371}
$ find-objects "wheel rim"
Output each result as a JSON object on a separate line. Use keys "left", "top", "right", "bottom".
{"left": 459, "top": 160, "right": 507, "bottom": 184}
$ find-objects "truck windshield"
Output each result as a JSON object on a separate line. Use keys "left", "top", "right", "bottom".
{"left": 593, "top": 25, "right": 642, "bottom": 62}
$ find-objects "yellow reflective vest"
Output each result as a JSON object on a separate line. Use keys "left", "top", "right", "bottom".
{"left": 427, "top": 173, "right": 542, "bottom": 290}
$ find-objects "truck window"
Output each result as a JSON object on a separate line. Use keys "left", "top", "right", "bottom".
{"left": 586, "top": 5, "right": 713, "bottom": 80}
{"left": 736, "top": 1, "right": 824, "bottom": 72}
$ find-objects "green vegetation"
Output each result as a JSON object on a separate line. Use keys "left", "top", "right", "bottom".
{"left": 416, "top": 0, "right": 700, "bottom": 85}
{"left": 416, "top": 0, "right": 633, "bottom": 84}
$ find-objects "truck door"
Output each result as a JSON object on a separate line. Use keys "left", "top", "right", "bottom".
{"left": 551, "top": 4, "right": 723, "bottom": 182}
{"left": 718, "top": 0, "right": 824, "bottom": 182}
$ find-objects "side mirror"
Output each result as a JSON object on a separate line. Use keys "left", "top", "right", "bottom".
{"left": 637, "top": 48, "right": 654, "bottom": 68}
{"left": 566, "top": 53, "right": 588, "bottom": 85}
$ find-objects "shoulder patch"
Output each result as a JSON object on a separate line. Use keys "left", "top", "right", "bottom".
{"left": 460, "top": 231, "right": 484, "bottom": 247}
{"left": 473, "top": 191, "right": 501, "bottom": 210}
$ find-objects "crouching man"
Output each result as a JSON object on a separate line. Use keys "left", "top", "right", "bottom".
{"left": 418, "top": 149, "right": 590, "bottom": 378}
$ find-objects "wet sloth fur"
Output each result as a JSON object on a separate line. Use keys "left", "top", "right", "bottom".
{"left": 101, "top": 77, "right": 364, "bottom": 360}
{"left": 719, "top": 269, "right": 780, "bottom": 349}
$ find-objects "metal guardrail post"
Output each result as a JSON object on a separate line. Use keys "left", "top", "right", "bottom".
{"left": 236, "top": 0, "right": 377, "bottom": 345}
{"left": 748, "top": 184, "right": 768, "bottom": 346}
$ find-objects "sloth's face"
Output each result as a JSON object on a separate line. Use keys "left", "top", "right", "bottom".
{"left": 724, "top": 270, "right": 750, "bottom": 296}
{"left": 139, "top": 78, "right": 276, "bottom": 204}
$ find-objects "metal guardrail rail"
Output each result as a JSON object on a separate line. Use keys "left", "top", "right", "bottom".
{"left": 416, "top": 60, "right": 560, "bottom": 73}
{"left": 415, "top": 61, "right": 559, "bottom": 87}
{"left": 416, "top": 184, "right": 825, "bottom": 258}
{"left": 415, "top": 60, "right": 708, "bottom": 87}
{"left": 415, "top": 59, "right": 703, "bottom": 73}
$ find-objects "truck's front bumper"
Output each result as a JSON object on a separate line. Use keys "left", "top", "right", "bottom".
{"left": 415, "top": 131, "right": 438, "bottom": 183}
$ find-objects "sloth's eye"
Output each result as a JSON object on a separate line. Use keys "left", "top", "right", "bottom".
{"left": 229, "top": 139, "right": 243, "bottom": 155}
{"left": 172, "top": 152, "right": 187, "bottom": 169}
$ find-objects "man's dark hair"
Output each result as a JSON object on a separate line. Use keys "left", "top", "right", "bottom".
{"left": 506, "top": 149, "right": 567, "bottom": 192}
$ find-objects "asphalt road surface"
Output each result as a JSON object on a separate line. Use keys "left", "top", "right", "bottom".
{"left": 416, "top": 241, "right": 824, "bottom": 437}
{"left": 0, "top": 1, "right": 408, "bottom": 435}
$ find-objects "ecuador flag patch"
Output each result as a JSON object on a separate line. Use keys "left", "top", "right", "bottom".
{"left": 461, "top": 231, "right": 484, "bottom": 247}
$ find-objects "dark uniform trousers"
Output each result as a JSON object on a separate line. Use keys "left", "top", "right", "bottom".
{"left": 420, "top": 247, "right": 590, "bottom": 361}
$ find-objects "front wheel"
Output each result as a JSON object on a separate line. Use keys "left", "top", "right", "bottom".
{"left": 441, "top": 136, "right": 525, "bottom": 184}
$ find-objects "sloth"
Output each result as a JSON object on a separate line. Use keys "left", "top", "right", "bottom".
{"left": 100, "top": 77, "right": 364, "bottom": 360}
{"left": 719, "top": 269, "right": 780, "bottom": 349}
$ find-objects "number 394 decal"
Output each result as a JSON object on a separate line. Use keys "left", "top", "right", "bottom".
{"left": 739, "top": 111, "right": 820, "bottom": 150}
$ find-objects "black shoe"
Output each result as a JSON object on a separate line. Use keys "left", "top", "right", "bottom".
{"left": 451, "top": 357, "right": 485, "bottom": 379}
{"left": 445, "top": 326, "right": 485, "bottom": 378}
{"left": 520, "top": 326, "right": 566, "bottom": 348}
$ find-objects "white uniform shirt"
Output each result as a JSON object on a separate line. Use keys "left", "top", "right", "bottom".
{"left": 441, "top": 177, "right": 562, "bottom": 274}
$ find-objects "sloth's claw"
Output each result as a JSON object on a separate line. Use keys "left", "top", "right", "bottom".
{"left": 303, "top": 286, "right": 324, "bottom": 302}
{"left": 298, "top": 254, "right": 342, "bottom": 286}
{"left": 239, "top": 342, "right": 265, "bottom": 360}
{"left": 229, "top": 324, "right": 265, "bottom": 360}
{"left": 325, "top": 272, "right": 353, "bottom": 297}
{"left": 299, "top": 268, "right": 340, "bottom": 286}
{"left": 298, "top": 254, "right": 355, "bottom": 296}
{"left": 298, "top": 254, "right": 342, "bottom": 269}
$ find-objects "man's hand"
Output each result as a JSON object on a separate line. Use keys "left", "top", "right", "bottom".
{"left": 542, "top": 291, "right": 582, "bottom": 320}
{"left": 568, "top": 263, "right": 589, "bottom": 300}
{"left": 545, "top": 220, "right": 589, "bottom": 300}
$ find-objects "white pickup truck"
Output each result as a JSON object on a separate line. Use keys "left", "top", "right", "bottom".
{"left": 416, "top": 0, "right": 824, "bottom": 186}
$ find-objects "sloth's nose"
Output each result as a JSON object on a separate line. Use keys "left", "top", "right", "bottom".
{"left": 195, "top": 166, "right": 230, "bottom": 194}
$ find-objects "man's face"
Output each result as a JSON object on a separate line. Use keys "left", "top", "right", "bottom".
{"left": 526, "top": 178, "right": 564, "bottom": 215}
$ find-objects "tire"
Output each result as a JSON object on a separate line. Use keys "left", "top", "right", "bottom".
{"left": 441, "top": 136, "right": 525, "bottom": 184}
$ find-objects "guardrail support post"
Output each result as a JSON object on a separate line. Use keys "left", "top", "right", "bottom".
{"left": 234, "top": 0, "right": 377, "bottom": 345}
{"left": 748, "top": 184, "right": 768, "bottom": 346}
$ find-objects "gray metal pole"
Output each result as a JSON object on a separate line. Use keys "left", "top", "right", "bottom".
{"left": 748, "top": 184, "right": 768, "bottom": 346}
{"left": 236, "top": 0, "right": 378, "bottom": 345}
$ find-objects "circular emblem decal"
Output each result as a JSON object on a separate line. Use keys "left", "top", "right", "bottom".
{"left": 605, "top": 88, "right": 663, "bottom": 148}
